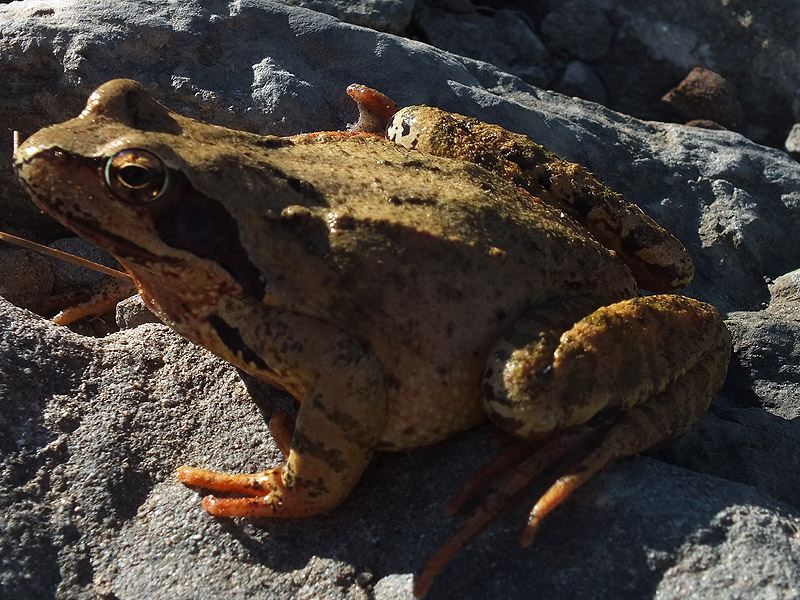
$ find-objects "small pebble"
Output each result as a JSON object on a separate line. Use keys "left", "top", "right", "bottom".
{"left": 662, "top": 67, "right": 744, "bottom": 129}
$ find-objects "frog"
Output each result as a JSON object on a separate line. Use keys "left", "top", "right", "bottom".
{"left": 14, "top": 79, "right": 730, "bottom": 597}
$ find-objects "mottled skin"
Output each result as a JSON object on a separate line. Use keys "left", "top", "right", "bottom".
{"left": 15, "top": 80, "right": 730, "bottom": 597}
{"left": 349, "top": 83, "right": 693, "bottom": 293}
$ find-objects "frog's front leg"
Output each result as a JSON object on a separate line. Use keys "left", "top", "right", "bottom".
{"left": 176, "top": 307, "right": 386, "bottom": 517}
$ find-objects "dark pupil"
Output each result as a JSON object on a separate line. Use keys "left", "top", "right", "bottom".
{"left": 119, "top": 164, "right": 152, "bottom": 188}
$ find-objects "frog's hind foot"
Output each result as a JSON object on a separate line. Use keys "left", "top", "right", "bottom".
{"left": 346, "top": 84, "right": 400, "bottom": 135}
{"left": 444, "top": 424, "right": 608, "bottom": 516}
{"left": 413, "top": 424, "right": 606, "bottom": 598}
{"left": 415, "top": 313, "right": 730, "bottom": 598}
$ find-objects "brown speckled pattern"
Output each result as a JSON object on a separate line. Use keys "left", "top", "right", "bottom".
{"left": 388, "top": 105, "right": 694, "bottom": 293}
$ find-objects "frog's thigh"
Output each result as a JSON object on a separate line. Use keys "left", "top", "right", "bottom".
{"left": 483, "top": 295, "right": 730, "bottom": 440}
{"left": 178, "top": 308, "right": 387, "bottom": 517}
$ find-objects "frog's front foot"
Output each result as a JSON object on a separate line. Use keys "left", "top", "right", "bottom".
{"left": 175, "top": 311, "right": 388, "bottom": 519}
{"left": 175, "top": 410, "right": 327, "bottom": 517}
{"left": 176, "top": 465, "right": 318, "bottom": 517}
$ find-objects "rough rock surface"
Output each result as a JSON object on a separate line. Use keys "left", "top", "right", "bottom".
{"left": 554, "top": 59, "right": 609, "bottom": 106}
{"left": 786, "top": 123, "right": 800, "bottom": 160}
{"left": 413, "top": 4, "right": 551, "bottom": 87}
{"left": 409, "top": 0, "right": 799, "bottom": 148}
{"left": 539, "top": 0, "right": 613, "bottom": 62}
{"left": 2, "top": 1, "right": 800, "bottom": 600}
{"left": 591, "top": 0, "right": 797, "bottom": 147}
{"left": 0, "top": 249, "right": 54, "bottom": 310}
{"left": 274, "top": 0, "right": 414, "bottom": 33}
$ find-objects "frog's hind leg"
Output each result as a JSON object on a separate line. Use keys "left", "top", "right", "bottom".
{"left": 482, "top": 295, "right": 730, "bottom": 442}
{"left": 414, "top": 294, "right": 730, "bottom": 597}
{"left": 517, "top": 348, "right": 727, "bottom": 545}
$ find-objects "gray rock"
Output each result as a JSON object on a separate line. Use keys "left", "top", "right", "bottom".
{"left": 47, "top": 238, "right": 122, "bottom": 293}
{"left": 274, "top": 0, "right": 414, "bottom": 33}
{"left": 591, "top": 0, "right": 800, "bottom": 146}
{"left": 115, "top": 295, "right": 161, "bottom": 329}
{"left": 149, "top": 0, "right": 800, "bottom": 152}
{"left": 413, "top": 5, "right": 551, "bottom": 87}
{"left": 722, "top": 270, "right": 800, "bottom": 421}
{"left": 554, "top": 60, "right": 609, "bottom": 105}
{"left": 0, "top": 248, "right": 54, "bottom": 311}
{"left": 2, "top": 1, "right": 800, "bottom": 600}
{"left": 785, "top": 123, "right": 800, "bottom": 160}
{"left": 540, "top": 0, "right": 614, "bottom": 61}
{"left": 653, "top": 502, "right": 800, "bottom": 600}
{"left": 765, "top": 269, "right": 800, "bottom": 319}
{"left": 0, "top": 236, "right": 119, "bottom": 315}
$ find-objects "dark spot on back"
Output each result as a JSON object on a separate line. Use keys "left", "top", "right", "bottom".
{"left": 402, "top": 159, "right": 442, "bottom": 173}
{"left": 386, "top": 194, "right": 436, "bottom": 206}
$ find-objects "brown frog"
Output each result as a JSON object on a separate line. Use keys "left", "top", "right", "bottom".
{"left": 14, "top": 79, "right": 730, "bottom": 597}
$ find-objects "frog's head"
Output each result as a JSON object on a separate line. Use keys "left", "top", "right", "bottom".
{"left": 14, "top": 79, "right": 297, "bottom": 301}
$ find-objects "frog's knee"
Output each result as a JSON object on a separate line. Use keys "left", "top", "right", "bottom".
{"left": 482, "top": 332, "right": 569, "bottom": 439}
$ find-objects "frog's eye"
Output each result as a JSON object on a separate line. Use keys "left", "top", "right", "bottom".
{"left": 105, "top": 149, "right": 169, "bottom": 204}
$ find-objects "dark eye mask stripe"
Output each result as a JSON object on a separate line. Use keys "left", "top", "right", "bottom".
{"left": 150, "top": 176, "right": 267, "bottom": 300}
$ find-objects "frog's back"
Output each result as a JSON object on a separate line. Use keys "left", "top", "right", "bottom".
{"left": 251, "top": 133, "right": 636, "bottom": 312}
